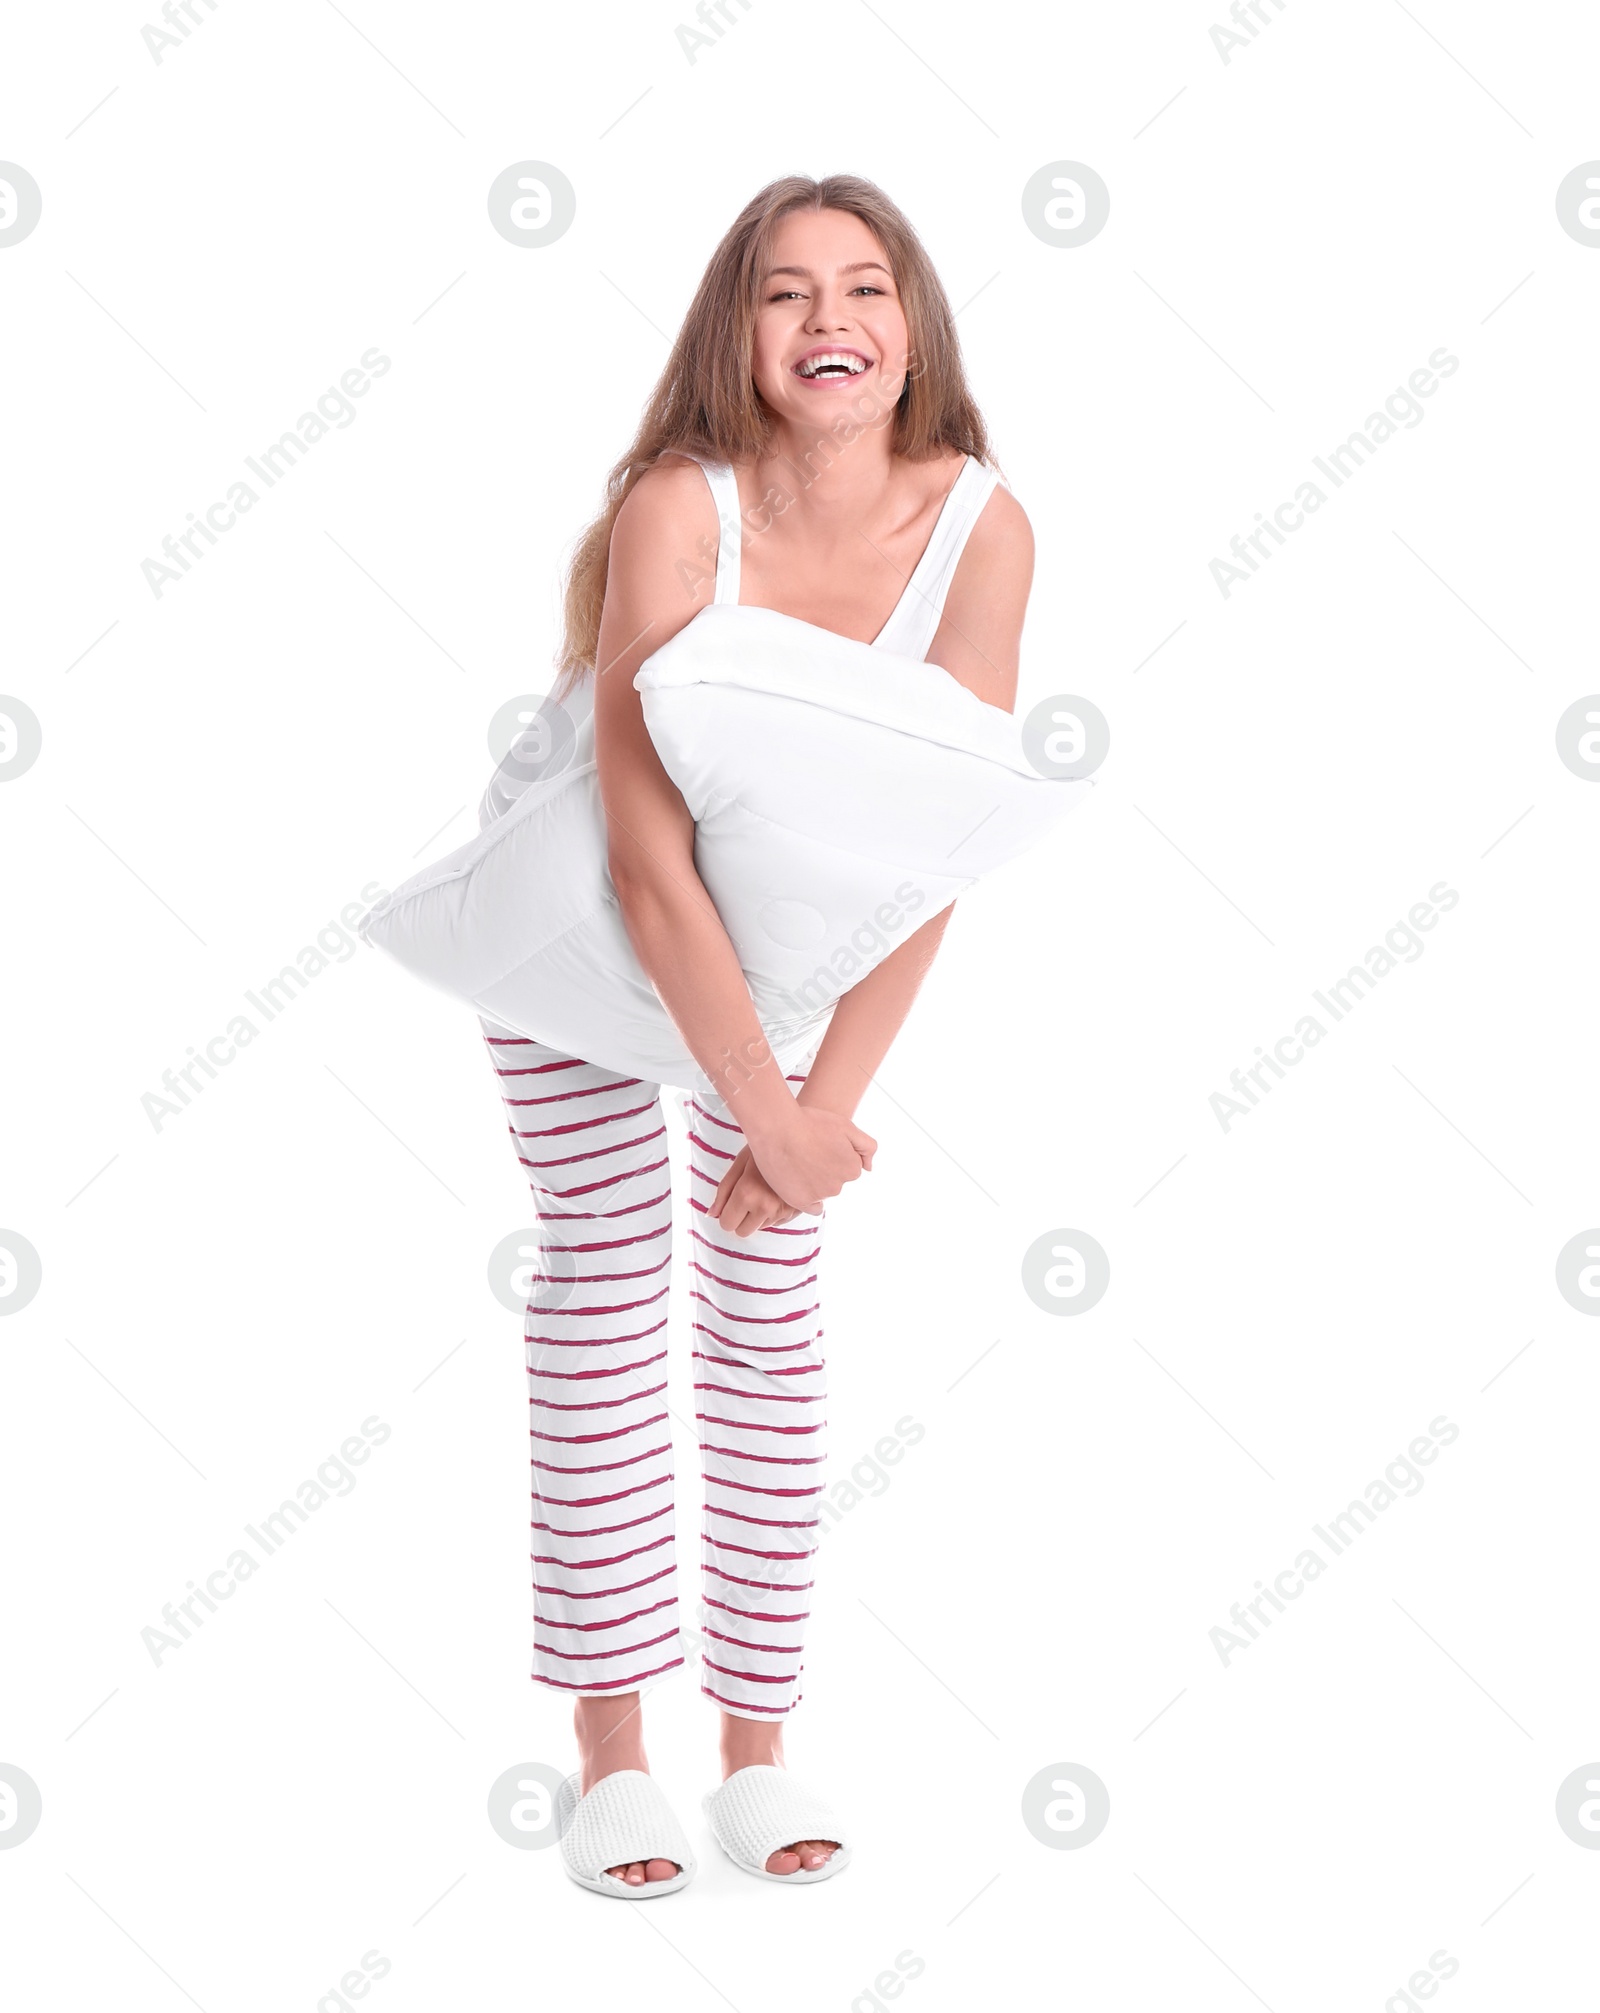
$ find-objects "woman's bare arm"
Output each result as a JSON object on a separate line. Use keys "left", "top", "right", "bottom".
{"left": 796, "top": 905, "right": 957, "bottom": 1121}
{"left": 593, "top": 456, "right": 873, "bottom": 1204}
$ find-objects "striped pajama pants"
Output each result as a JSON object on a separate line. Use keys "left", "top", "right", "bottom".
{"left": 480, "top": 1019, "right": 827, "bottom": 1720}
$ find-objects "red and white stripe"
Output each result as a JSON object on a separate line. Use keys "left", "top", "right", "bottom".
{"left": 481, "top": 1020, "right": 826, "bottom": 1721}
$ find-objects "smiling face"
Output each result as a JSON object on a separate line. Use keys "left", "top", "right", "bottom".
{"left": 751, "top": 206, "right": 912, "bottom": 421}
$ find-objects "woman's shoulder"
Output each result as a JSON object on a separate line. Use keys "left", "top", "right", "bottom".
{"left": 611, "top": 452, "right": 718, "bottom": 561}
{"left": 974, "top": 472, "right": 1031, "bottom": 542}
{"left": 953, "top": 447, "right": 1031, "bottom": 557}
{"left": 624, "top": 449, "right": 716, "bottom": 508}
{"left": 940, "top": 444, "right": 1024, "bottom": 524}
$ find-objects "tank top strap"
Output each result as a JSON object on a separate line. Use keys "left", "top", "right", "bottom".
{"left": 875, "top": 455, "right": 1004, "bottom": 661}
{"left": 672, "top": 450, "right": 742, "bottom": 606}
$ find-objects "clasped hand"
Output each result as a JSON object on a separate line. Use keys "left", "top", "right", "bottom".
{"left": 708, "top": 1104, "right": 877, "bottom": 1238}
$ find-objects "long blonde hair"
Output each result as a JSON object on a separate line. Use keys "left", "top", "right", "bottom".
{"left": 551, "top": 172, "right": 998, "bottom": 702}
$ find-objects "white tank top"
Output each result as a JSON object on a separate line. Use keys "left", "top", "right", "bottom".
{"left": 677, "top": 448, "right": 1003, "bottom": 662}
{"left": 483, "top": 449, "right": 1003, "bottom": 825}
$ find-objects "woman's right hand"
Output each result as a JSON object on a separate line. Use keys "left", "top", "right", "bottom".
{"left": 746, "top": 1104, "right": 877, "bottom": 1216}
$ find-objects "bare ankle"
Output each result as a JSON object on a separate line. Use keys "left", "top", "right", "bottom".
{"left": 573, "top": 1692, "right": 647, "bottom": 1791}
{"left": 719, "top": 1710, "right": 784, "bottom": 1776}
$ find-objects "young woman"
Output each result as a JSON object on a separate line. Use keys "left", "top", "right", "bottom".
{"left": 479, "top": 172, "right": 1033, "bottom": 1894}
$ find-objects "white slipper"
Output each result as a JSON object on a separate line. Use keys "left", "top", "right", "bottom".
{"left": 555, "top": 1768, "right": 696, "bottom": 1899}
{"left": 701, "top": 1764, "right": 853, "bottom": 1884}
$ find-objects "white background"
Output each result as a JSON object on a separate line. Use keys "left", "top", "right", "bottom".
{"left": 3, "top": 1, "right": 1598, "bottom": 2007}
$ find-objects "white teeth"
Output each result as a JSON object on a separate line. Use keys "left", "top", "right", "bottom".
{"left": 797, "top": 352, "right": 868, "bottom": 378}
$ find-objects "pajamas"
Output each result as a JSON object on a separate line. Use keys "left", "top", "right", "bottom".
{"left": 480, "top": 1019, "right": 827, "bottom": 1720}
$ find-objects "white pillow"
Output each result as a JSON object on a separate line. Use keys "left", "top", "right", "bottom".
{"left": 357, "top": 605, "right": 1093, "bottom": 1088}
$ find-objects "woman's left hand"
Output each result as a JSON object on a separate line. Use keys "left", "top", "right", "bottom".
{"left": 708, "top": 1146, "right": 802, "bottom": 1237}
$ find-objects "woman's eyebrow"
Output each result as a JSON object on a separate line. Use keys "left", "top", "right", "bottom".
{"left": 763, "top": 260, "right": 894, "bottom": 279}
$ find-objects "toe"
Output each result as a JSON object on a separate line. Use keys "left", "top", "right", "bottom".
{"left": 604, "top": 1856, "right": 679, "bottom": 1886}
{"left": 766, "top": 1838, "right": 840, "bottom": 1873}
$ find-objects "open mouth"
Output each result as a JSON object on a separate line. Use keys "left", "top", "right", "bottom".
{"left": 792, "top": 350, "right": 873, "bottom": 382}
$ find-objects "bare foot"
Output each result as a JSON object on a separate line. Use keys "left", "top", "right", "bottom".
{"left": 719, "top": 1711, "right": 840, "bottom": 1875}
{"left": 575, "top": 1692, "right": 682, "bottom": 1887}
